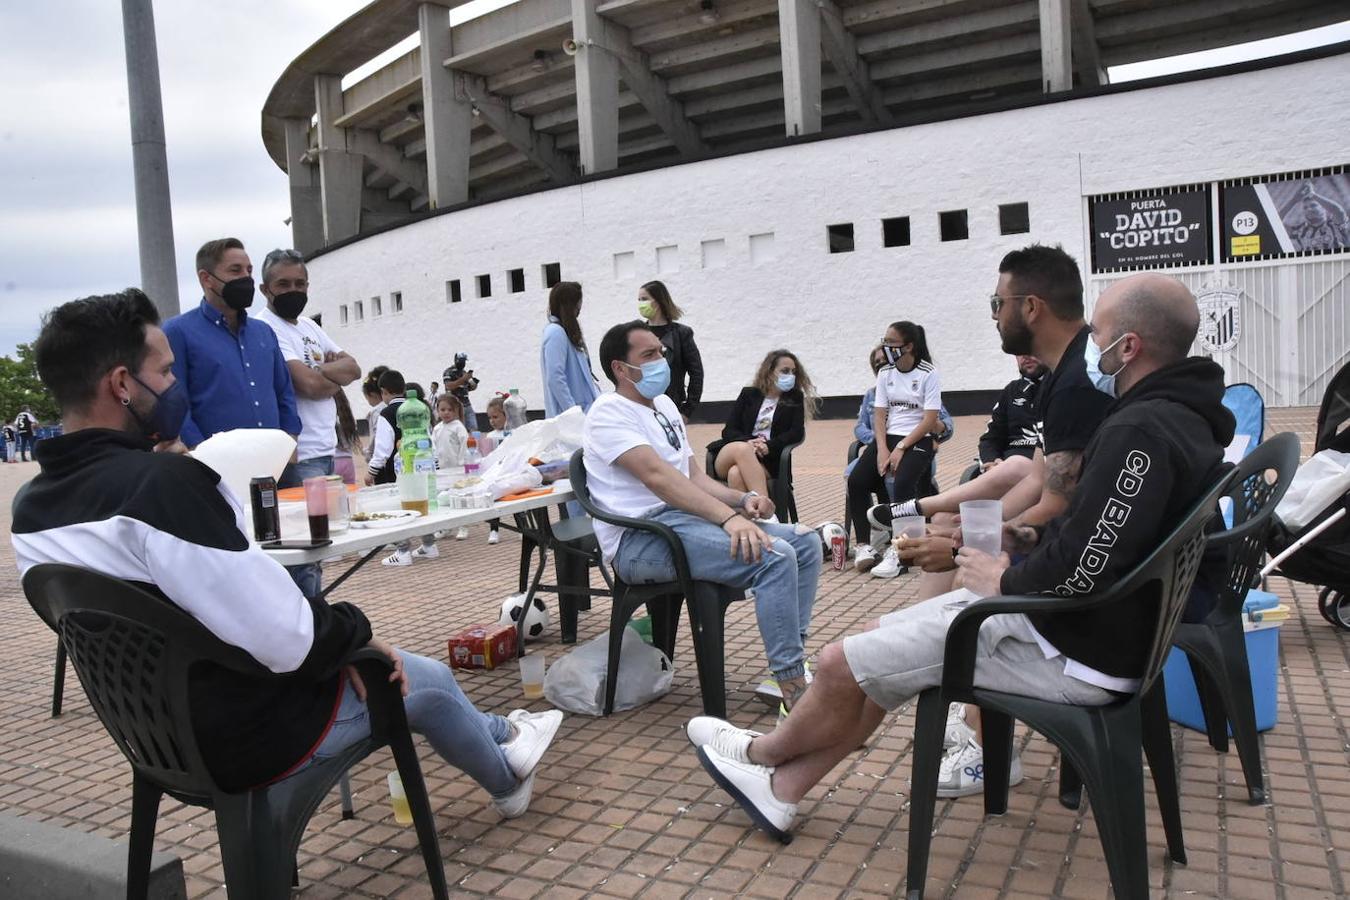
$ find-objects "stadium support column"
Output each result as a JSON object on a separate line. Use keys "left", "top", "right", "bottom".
{"left": 419, "top": 3, "right": 472, "bottom": 207}
{"left": 778, "top": 0, "right": 820, "bottom": 137}
{"left": 314, "top": 74, "right": 364, "bottom": 245}
{"left": 1038, "top": 0, "right": 1072, "bottom": 93}
{"left": 282, "top": 118, "right": 323, "bottom": 255}
{"left": 571, "top": 0, "right": 618, "bottom": 174}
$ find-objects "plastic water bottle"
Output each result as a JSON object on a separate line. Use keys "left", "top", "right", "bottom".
{"left": 396, "top": 389, "right": 434, "bottom": 515}
{"left": 464, "top": 434, "right": 482, "bottom": 475}
{"left": 504, "top": 388, "right": 528, "bottom": 429}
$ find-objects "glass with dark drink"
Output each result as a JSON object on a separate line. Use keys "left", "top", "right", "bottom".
{"left": 303, "top": 476, "right": 330, "bottom": 541}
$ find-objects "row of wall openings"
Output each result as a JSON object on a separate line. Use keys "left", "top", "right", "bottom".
{"left": 827, "top": 204, "right": 1031, "bottom": 253}
{"left": 338, "top": 291, "right": 403, "bottom": 325}
{"left": 611, "top": 235, "right": 777, "bottom": 279}
{"left": 447, "top": 262, "right": 561, "bottom": 304}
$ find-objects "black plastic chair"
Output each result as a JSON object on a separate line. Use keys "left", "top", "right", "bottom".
{"left": 704, "top": 439, "right": 803, "bottom": 524}
{"left": 904, "top": 468, "right": 1237, "bottom": 900}
{"left": 23, "top": 564, "right": 448, "bottom": 900}
{"left": 1059, "top": 433, "right": 1301, "bottom": 809}
{"left": 570, "top": 450, "right": 742, "bottom": 717}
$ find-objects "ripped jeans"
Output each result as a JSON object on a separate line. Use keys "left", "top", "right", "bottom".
{"left": 612, "top": 507, "right": 820, "bottom": 681}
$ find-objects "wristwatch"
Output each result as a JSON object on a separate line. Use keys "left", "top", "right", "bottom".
{"left": 740, "top": 490, "right": 759, "bottom": 510}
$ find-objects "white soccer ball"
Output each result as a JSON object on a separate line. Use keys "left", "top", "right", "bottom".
{"left": 498, "top": 593, "right": 550, "bottom": 641}
{"left": 817, "top": 521, "right": 846, "bottom": 560}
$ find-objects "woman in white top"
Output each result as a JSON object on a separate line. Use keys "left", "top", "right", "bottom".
{"left": 849, "top": 321, "right": 943, "bottom": 573}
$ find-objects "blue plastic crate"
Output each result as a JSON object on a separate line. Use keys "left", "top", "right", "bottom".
{"left": 1163, "top": 617, "right": 1280, "bottom": 735}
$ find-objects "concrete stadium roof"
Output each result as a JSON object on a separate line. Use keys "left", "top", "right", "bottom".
{"left": 261, "top": 0, "right": 1347, "bottom": 230}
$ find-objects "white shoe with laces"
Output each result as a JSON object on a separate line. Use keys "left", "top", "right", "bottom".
{"left": 381, "top": 549, "right": 413, "bottom": 567}
{"left": 945, "top": 702, "right": 976, "bottom": 749}
{"left": 870, "top": 547, "right": 905, "bottom": 578}
{"left": 935, "top": 737, "right": 1023, "bottom": 798}
{"left": 501, "top": 709, "right": 563, "bottom": 780}
{"left": 696, "top": 746, "right": 797, "bottom": 843}
{"left": 412, "top": 544, "right": 439, "bottom": 559}
{"left": 455, "top": 527, "right": 469, "bottom": 540}
{"left": 854, "top": 544, "right": 879, "bottom": 573}
{"left": 488, "top": 530, "right": 500, "bottom": 545}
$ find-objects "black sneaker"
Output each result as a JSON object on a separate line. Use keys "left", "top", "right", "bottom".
{"left": 866, "top": 503, "right": 893, "bottom": 534}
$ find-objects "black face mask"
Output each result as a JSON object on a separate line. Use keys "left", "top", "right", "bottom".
{"left": 209, "top": 272, "right": 255, "bottom": 310}
{"left": 271, "top": 290, "right": 307, "bottom": 320}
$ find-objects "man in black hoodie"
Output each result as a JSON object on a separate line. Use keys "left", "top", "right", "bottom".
{"left": 13, "top": 290, "right": 561, "bottom": 817}
{"left": 683, "top": 273, "right": 1235, "bottom": 842}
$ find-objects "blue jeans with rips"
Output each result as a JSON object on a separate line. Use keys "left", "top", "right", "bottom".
{"left": 278, "top": 455, "right": 335, "bottom": 598}
{"left": 287, "top": 651, "right": 517, "bottom": 797}
{"left": 612, "top": 507, "right": 820, "bottom": 681}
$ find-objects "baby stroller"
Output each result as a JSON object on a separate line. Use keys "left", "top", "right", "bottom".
{"left": 1266, "top": 359, "right": 1350, "bottom": 631}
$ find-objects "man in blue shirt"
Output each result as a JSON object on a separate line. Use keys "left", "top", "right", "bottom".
{"left": 163, "top": 238, "right": 301, "bottom": 450}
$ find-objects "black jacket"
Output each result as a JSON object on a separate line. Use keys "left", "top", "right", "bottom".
{"left": 1001, "top": 358, "right": 1236, "bottom": 680}
{"left": 711, "top": 386, "right": 806, "bottom": 474}
{"left": 12, "top": 429, "right": 372, "bottom": 791}
{"left": 977, "top": 373, "right": 1043, "bottom": 463}
{"left": 649, "top": 321, "right": 704, "bottom": 417}
{"left": 372, "top": 397, "right": 404, "bottom": 485}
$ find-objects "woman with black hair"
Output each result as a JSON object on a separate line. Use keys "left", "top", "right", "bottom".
{"left": 540, "top": 282, "right": 601, "bottom": 417}
{"left": 638, "top": 280, "right": 704, "bottom": 420}
{"left": 850, "top": 321, "right": 943, "bottom": 577}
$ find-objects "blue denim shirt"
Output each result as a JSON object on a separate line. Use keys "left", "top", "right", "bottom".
{"left": 163, "top": 299, "right": 302, "bottom": 448}
{"left": 540, "top": 318, "right": 601, "bottom": 418}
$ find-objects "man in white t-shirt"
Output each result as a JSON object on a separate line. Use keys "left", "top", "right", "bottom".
{"left": 583, "top": 322, "right": 821, "bottom": 713}
{"left": 254, "top": 249, "right": 362, "bottom": 488}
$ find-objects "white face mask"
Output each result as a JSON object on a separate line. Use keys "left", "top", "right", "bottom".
{"left": 1084, "top": 332, "right": 1128, "bottom": 397}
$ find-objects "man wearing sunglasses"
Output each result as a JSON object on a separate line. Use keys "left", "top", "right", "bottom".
{"left": 583, "top": 322, "right": 821, "bottom": 713}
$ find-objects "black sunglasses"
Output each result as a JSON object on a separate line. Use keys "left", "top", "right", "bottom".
{"left": 653, "top": 409, "right": 681, "bottom": 452}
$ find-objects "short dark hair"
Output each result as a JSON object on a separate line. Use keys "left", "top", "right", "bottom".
{"left": 998, "top": 244, "right": 1083, "bottom": 320}
{"left": 34, "top": 289, "right": 161, "bottom": 413}
{"left": 378, "top": 369, "right": 406, "bottom": 395}
{"left": 196, "top": 237, "right": 245, "bottom": 274}
{"left": 598, "top": 321, "right": 652, "bottom": 385}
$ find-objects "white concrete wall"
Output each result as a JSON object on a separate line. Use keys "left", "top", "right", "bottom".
{"left": 310, "top": 52, "right": 1350, "bottom": 416}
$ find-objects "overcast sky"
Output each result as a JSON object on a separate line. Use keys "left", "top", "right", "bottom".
{"left": 1, "top": 5, "right": 1346, "bottom": 359}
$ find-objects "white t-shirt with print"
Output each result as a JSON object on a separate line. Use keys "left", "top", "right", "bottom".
{"left": 583, "top": 392, "right": 692, "bottom": 561}
{"left": 752, "top": 396, "right": 778, "bottom": 440}
{"left": 873, "top": 362, "right": 942, "bottom": 437}
{"left": 255, "top": 308, "right": 341, "bottom": 461}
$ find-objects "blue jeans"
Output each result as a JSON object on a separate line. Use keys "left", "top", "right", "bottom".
{"left": 290, "top": 651, "right": 517, "bottom": 797}
{"left": 612, "top": 507, "right": 820, "bottom": 681}
{"left": 278, "top": 456, "right": 334, "bottom": 598}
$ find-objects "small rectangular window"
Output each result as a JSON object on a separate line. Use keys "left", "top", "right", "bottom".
{"left": 656, "top": 244, "right": 679, "bottom": 274}
{"left": 447, "top": 279, "right": 462, "bottom": 303}
{"left": 371, "top": 295, "right": 383, "bottom": 317}
{"left": 613, "top": 251, "right": 636, "bottom": 281}
{"left": 999, "top": 202, "right": 1030, "bottom": 235}
{"left": 476, "top": 274, "right": 492, "bottom": 299}
{"left": 749, "top": 232, "right": 775, "bottom": 266}
{"left": 542, "top": 262, "right": 561, "bottom": 288}
{"left": 939, "top": 210, "right": 969, "bottom": 242}
{"left": 701, "top": 239, "right": 726, "bottom": 269}
{"left": 391, "top": 291, "right": 403, "bottom": 314}
{"left": 339, "top": 304, "right": 349, "bottom": 325}
{"left": 827, "top": 223, "right": 854, "bottom": 254}
{"left": 882, "top": 216, "right": 911, "bottom": 248}
{"left": 354, "top": 300, "right": 364, "bottom": 321}
{"left": 508, "top": 268, "right": 526, "bottom": 293}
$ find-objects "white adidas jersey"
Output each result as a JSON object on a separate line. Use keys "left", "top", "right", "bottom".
{"left": 873, "top": 361, "right": 943, "bottom": 437}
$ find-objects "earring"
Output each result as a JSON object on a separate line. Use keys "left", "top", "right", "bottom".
{"left": 121, "top": 396, "right": 131, "bottom": 407}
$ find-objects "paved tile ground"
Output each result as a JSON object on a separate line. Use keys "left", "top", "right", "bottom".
{"left": 0, "top": 409, "right": 1345, "bottom": 899}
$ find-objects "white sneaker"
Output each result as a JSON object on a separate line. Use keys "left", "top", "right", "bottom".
{"left": 854, "top": 544, "right": 879, "bottom": 573}
{"left": 753, "top": 662, "right": 813, "bottom": 710}
{"left": 936, "top": 738, "right": 1023, "bottom": 798}
{"left": 697, "top": 746, "right": 797, "bottom": 843}
{"left": 455, "top": 527, "right": 469, "bottom": 541}
{"left": 945, "top": 703, "right": 976, "bottom": 749}
{"left": 492, "top": 769, "right": 537, "bottom": 819}
{"left": 870, "top": 547, "right": 905, "bottom": 578}
{"left": 381, "top": 549, "right": 413, "bottom": 567}
{"left": 488, "top": 530, "right": 500, "bottom": 545}
{"left": 501, "top": 709, "right": 563, "bottom": 781}
{"left": 412, "top": 543, "right": 439, "bottom": 559}
{"left": 685, "top": 716, "right": 759, "bottom": 763}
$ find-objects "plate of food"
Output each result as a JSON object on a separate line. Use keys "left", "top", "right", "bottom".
{"left": 350, "top": 510, "right": 424, "bottom": 528}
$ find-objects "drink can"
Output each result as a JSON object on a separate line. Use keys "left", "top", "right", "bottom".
{"left": 830, "top": 535, "right": 846, "bottom": 571}
{"left": 250, "top": 476, "right": 280, "bottom": 542}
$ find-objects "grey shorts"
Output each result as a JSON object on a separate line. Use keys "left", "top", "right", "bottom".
{"left": 841, "top": 590, "right": 1116, "bottom": 711}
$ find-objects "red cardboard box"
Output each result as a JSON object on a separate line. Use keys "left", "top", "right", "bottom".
{"left": 448, "top": 623, "right": 518, "bottom": 670}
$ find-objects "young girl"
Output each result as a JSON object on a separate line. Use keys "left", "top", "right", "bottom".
{"left": 430, "top": 394, "right": 474, "bottom": 543}
{"left": 480, "top": 397, "right": 509, "bottom": 545}
{"left": 333, "top": 391, "right": 361, "bottom": 485}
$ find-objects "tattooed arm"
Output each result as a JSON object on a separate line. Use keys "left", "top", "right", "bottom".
{"left": 1009, "top": 448, "right": 1082, "bottom": 529}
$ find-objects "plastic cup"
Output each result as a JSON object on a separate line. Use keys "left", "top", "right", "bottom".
{"left": 959, "top": 500, "right": 1003, "bottom": 557}
{"left": 893, "top": 515, "right": 926, "bottom": 541}
{"left": 519, "top": 653, "right": 545, "bottom": 700}
{"left": 386, "top": 771, "right": 412, "bottom": 826}
{"left": 303, "top": 476, "right": 330, "bottom": 540}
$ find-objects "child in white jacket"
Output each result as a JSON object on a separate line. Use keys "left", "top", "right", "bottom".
{"left": 433, "top": 394, "right": 473, "bottom": 541}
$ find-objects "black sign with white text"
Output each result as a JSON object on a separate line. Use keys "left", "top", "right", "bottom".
{"left": 1090, "top": 189, "right": 1212, "bottom": 272}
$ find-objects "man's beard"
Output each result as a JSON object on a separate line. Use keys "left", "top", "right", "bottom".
{"left": 999, "top": 309, "right": 1034, "bottom": 356}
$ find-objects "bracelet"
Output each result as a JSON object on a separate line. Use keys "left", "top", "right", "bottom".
{"left": 718, "top": 512, "right": 739, "bottom": 528}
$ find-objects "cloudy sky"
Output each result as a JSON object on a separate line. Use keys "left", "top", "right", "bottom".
{"left": 1, "top": 4, "right": 1346, "bottom": 359}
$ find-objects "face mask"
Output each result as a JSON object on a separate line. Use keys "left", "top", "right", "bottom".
{"left": 637, "top": 300, "right": 656, "bottom": 319}
{"left": 776, "top": 373, "right": 796, "bottom": 392}
{"left": 622, "top": 358, "right": 671, "bottom": 400}
{"left": 271, "top": 290, "right": 307, "bottom": 320}
{"left": 210, "top": 272, "right": 255, "bottom": 310}
{"left": 1084, "top": 332, "right": 1128, "bottom": 397}
{"left": 126, "top": 375, "right": 190, "bottom": 442}
{"left": 883, "top": 346, "right": 903, "bottom": 366}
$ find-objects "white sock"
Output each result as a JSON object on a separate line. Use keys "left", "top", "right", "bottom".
{"left": 890, "top": 499, "right": 920, "bottom": 518}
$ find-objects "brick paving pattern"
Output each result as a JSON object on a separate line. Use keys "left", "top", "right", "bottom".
{"left": 0, "top": 408, "right": 1344, "bottom": 898}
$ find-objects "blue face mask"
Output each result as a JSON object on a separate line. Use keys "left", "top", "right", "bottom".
{"left": 1083, "top": 332, "right": 1128, "bottom": 397}
{"left": 776, "top": 373, "right": 797, "bottom": 392}
{"left": 622, "top": 358, "right": 671, "bottom": 400}
{"left": 127, "top": 374, "right": 190, "bottom": 442}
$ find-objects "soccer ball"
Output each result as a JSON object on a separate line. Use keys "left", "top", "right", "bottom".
{"left": 816, "top": 522, "right": 846, "bottom": 560}
{"left": 498, "top": 593, "right": 550, "bottom": 640}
